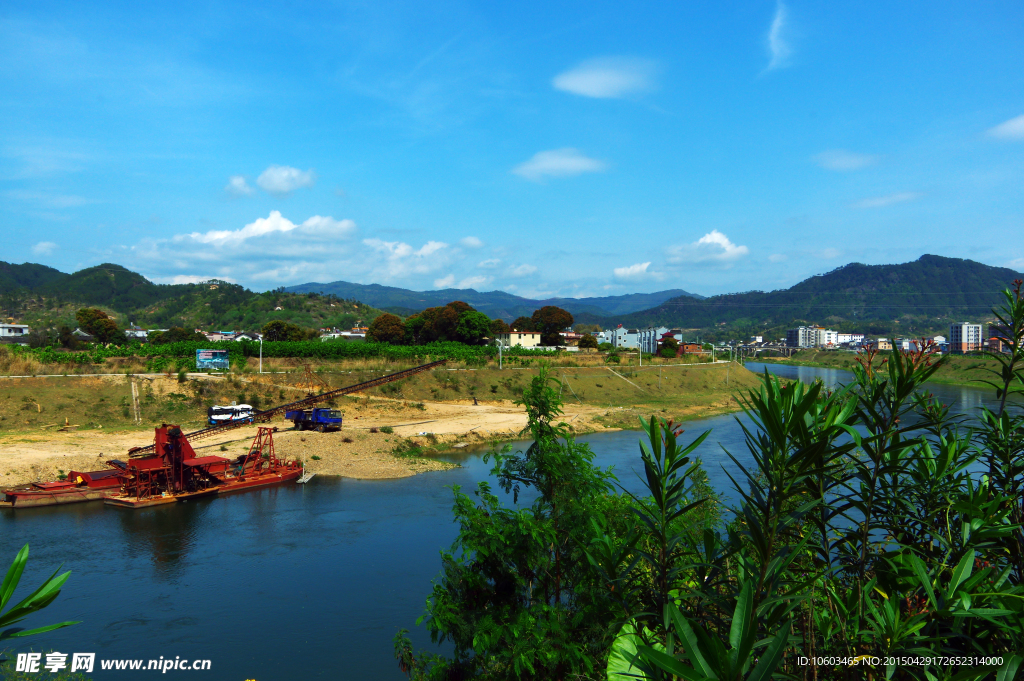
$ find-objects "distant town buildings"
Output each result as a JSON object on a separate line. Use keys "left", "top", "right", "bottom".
{"left": 949, "top": 322, "right": 983, "bottom": 354}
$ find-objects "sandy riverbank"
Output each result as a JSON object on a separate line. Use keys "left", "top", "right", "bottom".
{"left": 0, "top": 397, "right": 623, "bottom": 487}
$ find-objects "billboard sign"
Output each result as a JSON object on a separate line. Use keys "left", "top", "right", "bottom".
{"left": 196, "top": 349, "right": 230, "bottom": 370}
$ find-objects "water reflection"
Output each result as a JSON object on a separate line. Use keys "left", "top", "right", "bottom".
{"left": 0, "top": 364, "right": 1008, "bottom": 681}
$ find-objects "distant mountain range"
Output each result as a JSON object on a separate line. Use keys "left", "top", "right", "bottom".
{"left": 283, "top": 280, "right": 703, "bottom": 320}
{"left": 580, "top": 255, "right": 1023, "bottom": 337}
{"left": 2, "top": 254, "right": 1018, "bottom": 338}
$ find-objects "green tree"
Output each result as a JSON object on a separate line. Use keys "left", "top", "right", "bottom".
{"left": 510, "top": 316, "right": 534, "bottom": 332}
{"left": 490, "top": 318, "right": 510, "bottom": 335}
{"left": 531, "top": 306, "right": 573, "bottom": 346}
{"left": 367, "top": 313, "right": 406, "bottom": 344}
{"left": 397, "top": 365, "right": 622, "bottom": 679}
{"left": 261, "top": 320, "right": 314, "bottom": 341}
{"left": 455, "top": 310, "right": 492, "bottom": 345}
{"left": 577, "top": 333, "right": 599, "bottom": 350}
{"left": 75, "top": 308, "right": 121, "bottom": 344}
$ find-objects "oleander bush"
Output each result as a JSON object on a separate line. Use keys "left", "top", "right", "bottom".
{"left": 397, "top": 281, "right": 1024, "bottom": 681}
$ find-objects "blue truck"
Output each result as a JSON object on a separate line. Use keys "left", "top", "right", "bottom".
{"left": 286, "top": 408, "right": 343, "bottom": 432}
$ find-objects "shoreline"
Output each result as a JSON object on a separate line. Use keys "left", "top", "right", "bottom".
{"left": 0, "top": 395, "right": 748, "bottom": 489}
{"left": 750, "top": 356, "right": 996, "bottom": 388}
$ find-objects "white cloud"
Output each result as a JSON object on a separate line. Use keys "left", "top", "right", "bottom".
{"left": 814, "top": 248, "right": 841, "bottom": 259}
{"left": 667, "top": 230, "right": 750, "bottom": 265}
{"left": 460, "top": 236, "right": 484, "bottom": 248}
{"left": 434, "top": 274, "right": 455, "bottom": 288}
{"left": 851, "top": 192, "right": 923, "bottom": 209}
{"left": 613, "top": 262, "right": 652, "bottom": 280}
{"left": 31, "top": 241, "right": 57, "bottom": 255}
{"left": 814, "top": 150, "right": 878, "bottom": 171}
{"left": 988, "top": 115, "right": 1024, "bottom": 140}
{"left": 185, "top": 211, "right": 356, "bottom": 244}
{"left": 511, "top": 148, "right": 607, "bottom": 182}
{"left": 458, "top": 275, "right": 489, "bottom": 289}
{"left": 256, "top": 165, "right": 316, "bottom": 195}
{"left": 477, "top": 258, "right": 502, "bottom": 269}
{"left": 1009, "top": 258, "right": 1024, "bottom": 270}
{"left": 225, "top": 175, "right": 255, "bottom": 196}
{"left": 765, "top": 2, "right": 792, "bottom": 71}
{"left": 768, "top": 253, "right": 788, "bottom": 263}
{"left": 552, "top": 57, "right": 657, "bottom": 99}
{"left": 508, "top": 264, "right": 537, "bottom": 277}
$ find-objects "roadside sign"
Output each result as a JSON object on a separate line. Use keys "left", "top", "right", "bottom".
{"left": 196, "top": 349, "right": 230, "bottom": 370}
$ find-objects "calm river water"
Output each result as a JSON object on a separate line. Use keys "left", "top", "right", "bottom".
{"left": 0, "top": 364, "right": 1004, "bottom": 679}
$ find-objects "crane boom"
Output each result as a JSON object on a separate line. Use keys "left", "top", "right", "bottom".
{"left": 128, "top": 359, "right": 448, "bottom": 457}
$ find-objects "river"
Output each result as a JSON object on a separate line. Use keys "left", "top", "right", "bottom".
{"left": 0, "top": 363, "right": 1006, "bottom": 679}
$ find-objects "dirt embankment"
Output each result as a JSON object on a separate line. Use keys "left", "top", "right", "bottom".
{"left": 1, "top": 362, "right": 758, "bottom": 488}
{"left": 0, "top": 398, "right": 617, "bottom": 487}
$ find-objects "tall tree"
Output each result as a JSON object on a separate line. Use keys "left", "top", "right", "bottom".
{"left": 75, "top": 308, "right": 122, "bottom": 344}
{"left": 510, "top": 316, "right": 534, "bottom": 332}
{"left": 455, "top": 310, "right": 491, "bottom": 345}
{"left": 531, "top": 306, "right": 573, "bottom": 346}
{"left": 367, "top": 313, "right": 406, "bottom": 344}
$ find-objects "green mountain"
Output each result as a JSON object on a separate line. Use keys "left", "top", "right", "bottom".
{"left": 283, "top": 280, "right": 702, "bottom": 320}
{"left": 0, "top": 263, "right": 384, "bottom": 332}
{"left": 0, "top": 261, "right": 67, "bottom": 292}
{"left": 590, "top": 255, "right": 1023, "bottom": 338}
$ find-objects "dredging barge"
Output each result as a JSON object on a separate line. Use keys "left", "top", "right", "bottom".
{"left": 1, "top": 359, "right": 447, "bottom": 509}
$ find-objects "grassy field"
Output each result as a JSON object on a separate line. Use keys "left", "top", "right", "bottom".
{"left": 753, "top": 349, "right": 1003, "bottom": 386}
{"left": 0, "top": 360, "right": 760, "bottom": 438}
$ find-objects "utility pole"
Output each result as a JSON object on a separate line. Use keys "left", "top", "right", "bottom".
{"left": 259, "top": 336, "right": 263, "bottom": 374}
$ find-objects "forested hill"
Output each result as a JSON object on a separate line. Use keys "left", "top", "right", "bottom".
{"left": 581, "top": 255, "right": 1023, "bottom": 337}
{"left": 283, "top": 280, "right": 701, "bottom": 320}
{"left": 0, "top": 262, "right": 384, "bottom": 332}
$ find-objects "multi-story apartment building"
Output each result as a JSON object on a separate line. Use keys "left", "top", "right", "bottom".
{"left": 786, "top": 326, "right": 839, "bottom": 348}
{"left": 949, "top": 322, "right": 983, "bottom": 354}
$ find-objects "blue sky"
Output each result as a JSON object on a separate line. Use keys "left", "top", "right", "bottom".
{"left": 2, "top": 1, "right": 1022, "bottom": 298}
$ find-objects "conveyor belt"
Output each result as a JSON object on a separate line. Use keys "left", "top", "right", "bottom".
{"left": 128, "top": 359, "right": 447, "bottom": 457}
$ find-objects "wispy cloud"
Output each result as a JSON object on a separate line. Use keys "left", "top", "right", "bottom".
{"left": 814, "top": 150, "right": 878, "bottom": 171}
{"left": 460, "top": 236, "right": 483, "bottom": 248}
{"left": 768, "top": 253, "right": 788, "bottom": 263}
{"left": 477, "top": 258, "right": 502, "bottom": 269}
{"left": 508, "top": 264, "right": 537, "bottom": 277}
{"left": 613, "top": 262, "right": 652, "bottom": 280}
{"left": 225, "top": 175, "right": 255, "bottom": 196}
{"left": 764, "top": 2, "right": 792, "bottom": 71}
{"left": 667, "top": 230, "right": 749, "bottom": 266}
{"left": 31, "top": 241, "right": 57, "bottom": 255}
{"left": 552, "top": 57, "right": 657, "bottom": 99}
{"left": 186, "top": 211, "right": 355, "bottom": 244}
{"left": 256, "top": 165, "right": 316, "bottom": 196}
{"left": 988, "top": 115, "right": 1024, "bottom": 140}
{"left": 851, "top": 192, "right": 923, "bottom": 209}
{"left": 434, "top": 274, "right": 455, "bottom": 288}
{"left": 511, "top": 148, "right": 607, "bottom": 182}
{"left": 814, "top": 248, "right": 841, "bottom": 259}
{"left": 5, "top": 189, "right": 97, "bottom": 207}
{"left": 458, "top": 275, "right": 489, "bottom": 289}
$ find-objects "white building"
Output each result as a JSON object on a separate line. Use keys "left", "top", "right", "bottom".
{"left": 949, "top": 322, "right": 983, "bottom": 354}
{"left": 637, "top": 327, "right": 670, "bottom": 355}
{"left": 837, "top": 333, "right": 865, "bottom": 345}
{"left": 0, "top": 323, "right": 30, "bottom": 339}
{"left": 611, "top": 327, "right": 639, "bottom": 349}
{"left": 787, "top": 326, "right": 840, "bottom": 348}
